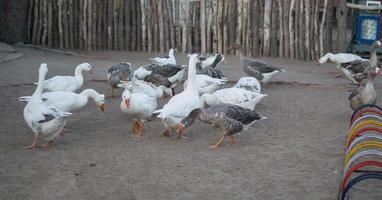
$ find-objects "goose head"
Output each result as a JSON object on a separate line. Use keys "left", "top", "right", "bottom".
{"left": 215, "top": 53, "right": 226, "bottom": 65}
{"left": 371, "top": 40, "right": 381, "bottom": 50}
{"left": 318, "top": 53, "right": 333, "bottom": 65}
{"left": 121, "top": 90, "right": 131, "bottom": 109}
{"left": 77, "top": 63, "right": 93, "bottom": 74}
{"left": 94, "top": 94, "right": 105, "bottom": 111}
{"left": 169, "top": 48, "right": 177, "bottom": 56}
{"left": 177, "top": 108, "right": 202, "bottom": 134}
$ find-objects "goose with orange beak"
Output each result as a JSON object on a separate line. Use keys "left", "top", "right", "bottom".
{"left": 119, "top": 80, "right": 171, "bottom": 137}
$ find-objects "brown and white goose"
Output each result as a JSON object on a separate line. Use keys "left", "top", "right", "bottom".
{"left": 133, "top": 63, "right": 187, "bottom": 95}
{"left": 107, "top": 62, "right": 132, "bottom": 97}
{"left": 230, "top": 43, "right": 285, "bottom": 83}
{"left": 176, "top": 103, "right": 266, "bottom": 149}
{"left": 348, "top": 68, "right": 381, "bottom": 110}
{"left": 196, "top": 53, "right": 226, "bottom": 69}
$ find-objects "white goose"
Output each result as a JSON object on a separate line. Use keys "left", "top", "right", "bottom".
{"left": 183, "top": 74, "right": 227, "bottom": 95}
{"left": 318, "top": 53, "right": 364, "bottom": 65}
{"left": 200, "top": 87, "right": 267, "bottom": 110}
{"left": 19, "top": 89, "right": 105, "bottom": 112}
{"left": 234, "top": 77, "right": 261, "bottom": 93}
{"left": 149, "top": 48, "right": 176, "bottom": 65}
{"left": 119, "top": 80, "right": 171, "bottom": 137}
{"left": 42, "top": 63, "right": 93, "bottom": 92}
{"left": 153, "top": 54, "right": 200, "bottom": 138}
{"left": 23, "top": 64, "right": 72, "bottom": 149}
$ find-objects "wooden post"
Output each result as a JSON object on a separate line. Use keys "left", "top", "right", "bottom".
{"left": 337, "top": 0, "right": 348, "bottom": 51}
{"left": 263, "top": 0, "right": 272, "bottom": 56}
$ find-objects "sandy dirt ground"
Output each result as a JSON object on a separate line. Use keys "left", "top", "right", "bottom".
{"left": 0, "top": 47, "right": 381, "bottom": 200}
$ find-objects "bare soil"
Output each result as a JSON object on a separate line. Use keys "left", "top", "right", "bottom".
{"left": 0, "top": 47, "right": 381, "bottom": 200}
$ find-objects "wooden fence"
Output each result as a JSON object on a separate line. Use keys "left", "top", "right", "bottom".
{"left": 26, "top": 0, "right": 346, "bottom": 61}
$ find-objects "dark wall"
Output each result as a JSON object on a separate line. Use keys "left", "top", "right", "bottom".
{"left": 0, "top": 0, "right": 28, "bottom": 44}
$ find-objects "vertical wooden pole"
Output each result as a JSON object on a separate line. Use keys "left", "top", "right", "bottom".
{"left": 263, "top": 0, "right": 272, "bottom": 56}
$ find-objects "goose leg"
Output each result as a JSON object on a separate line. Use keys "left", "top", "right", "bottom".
{"left": 136, "top": 121, "right": 144, "bottom": 137}
{"left": 335, "top": 73, "right": 344, "bottom": 78}
{"left": 26, "top": 134, "right": 40, "bottom": 149}
{"left": 209, "top": 134, "right": 227, "bottom": 149}
{"left": 230, "top": 135, "right": 237, "bottom": 144}
{"left": 41, "top": 141, "right": 53, "bottom": 149}
{"left": 132, "top": 120, "right": 139, "bottom": 135}
{"left": 162, "top": 129, "right": 172, "bottom": 137}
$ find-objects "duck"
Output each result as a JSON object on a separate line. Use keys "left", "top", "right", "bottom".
{"left": 234, "top": 77, "right": 261, "bottom": 93}
{"left": 136, "top": 64, "right": 187, "bottom": 95}
{"left": 23, "top": 63, "right": 72, "bottom": 149}
{"left": 348, "top": 67, "right": 381, "bottom": 110}
{"left": 19, "top": 89, "right": 105, "bottom": 112}
{"left": 107, "top": 62, "right": 132, "bottom": 97}
{"left": 149, "top": 48, "right": 177, "bottom": 65}
{"left": 200, "top": 87, "right": 267, "bottom": 110}
{"left": 230, "top": 43, "right": 285, "bottom": 83}
{"left": 183, "top": 74, "right": 227, "bottom": 95}
{"left": 153, "top": 54, "right": 200, "bottom": 138}
{"left": 176, "top": 103, "right": 266, "bottom": 149}
{"left": 338, "top": 41, "right": 381, "bottom": 84}
{"left": 119, "top": 80, "right": 170, "bottom": 137}
{"left": 196, "top": 53, "right": 226, "bottom": 69}
{"left": 42, "top": 63, "right": 93, "bottom": 92}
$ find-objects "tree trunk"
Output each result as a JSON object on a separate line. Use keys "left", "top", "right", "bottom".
{"left": 140, "top": 0, "right": 146, "bottom": 51}
{"left": 263, "top": 0, "right": 272, "bottom": 56}
{"left": 324, "top": 0, "right": 333, "bottom": 54}
{"left": 288, "top": 0, "right": 295, "bottom": 58}
{"left": 270, "top": 0, "right": 278, "bottom": 57}
{"left": 57, "top": 0, "right": 63, "bottom": 48}
{"left": 158, "top": 0, "right": 165, "bottom": 53}
{"left": 304, "top": 0, "right": 310, "bottom": 60}
{"left": 41, "top": 0, "right": 47, "bottom": 46}
{"left": 200, "top": 0, "right": 206, "bottom": 53}
{"left": 277, "top": 0, "right": 284, "bottom": 57}
{"left": 235, "top": 0, "right": 242, "bottom": 54}
{"left": 336, "top": 0, "right": 347, "bottom": 51}
{"left": 107, "top": 0, "right": 112, "bottom": 49}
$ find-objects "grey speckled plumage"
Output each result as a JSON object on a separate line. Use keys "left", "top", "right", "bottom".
{"left": 198, "top": 66, "right": 226, "bottom": 79}
{"left": 231, "top": 43, "right": 284, "bottom": 83}
{"left": 197, "top": 53, "right": 225, "bottom": 69}
{"left": 151, "top": 64, "right": 184, "bottom": 77}
{"left": 107, "top": 62, "right": 132, "bottom": 88}
{"left": 181, "top": 103, "right": 265, "bottom": 136}
{"left": 244, "top": 61, "right": 284, "bottom": 81}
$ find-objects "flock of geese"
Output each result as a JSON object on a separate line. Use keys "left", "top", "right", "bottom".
{"left": 319, "top": 40, "right": 382, "bottom": 110}
{"left": 21, "top": 40, "right": 379, "bottom": 150}
{"left": 20, "top": 43, "right": 287, "bottom": 149}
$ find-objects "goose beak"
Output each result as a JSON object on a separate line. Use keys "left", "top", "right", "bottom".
{"left": 89, "top": 68, "right": 94, "bottom": 74}
{"left": 99, "top": 104, "right": 105, "bottom": 111}
{"left": 376, "top": 67, "right": 382, "bottom": 75}
{"left": 125, "top": 99, "right": 130, "bottom": 109}
{"left": 176, "top": 124, "right": 185, "bottom": 134}
{"left": 221, "top": 57, "right": 227, "bottom": 64}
